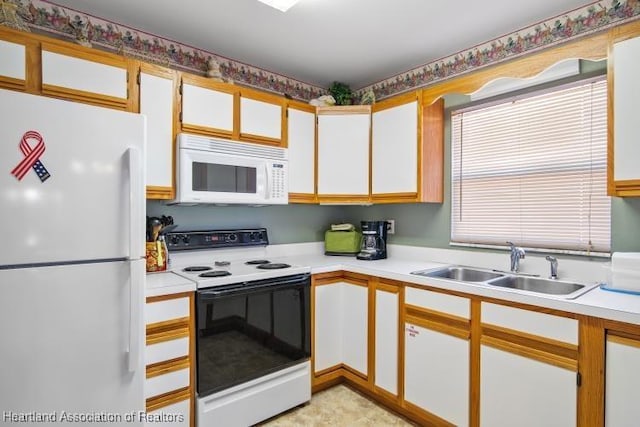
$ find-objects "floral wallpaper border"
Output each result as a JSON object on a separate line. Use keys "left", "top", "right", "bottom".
{"left": 16, "top": 0, "right": 327, "bottom": 101}
{"left": 356, "top": 0, "right": 640, "bottom": 101}
{"left": 5, "top": 1, "right": 640, "bottom": 101}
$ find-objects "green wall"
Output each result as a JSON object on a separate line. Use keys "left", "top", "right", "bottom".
{"left": 147, "top": 202, "right": 346, "bottom": 244}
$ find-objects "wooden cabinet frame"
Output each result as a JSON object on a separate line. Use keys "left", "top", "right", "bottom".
{"left": 40, "top": 40, "right": 130, "bottom": 110}
{"left": 607, "top": 19, "right": 640, "bottom": 197}
{"left": 146, "top": 292, "right": 196, "bottom": 427}
{"left": 238, "top": 86, "right": 285, "bottom": 146}
{"left": 0, "top": 27, "right": 39, "bottom": 93}
{"left": 371, "top": 92, "right": 445, "bottom": 204}
{"left": 311, "top": 272, "right": 633, "bottom": 427}
{"left": 286, "top": 99, "right": 317, "bottom": 203}
{"left": 316, "top": 105, "right": 372, "bottom": 204}
{"left": 179, "top": 73, "right": 240, "bottom": 140}
{"left": 133, "top": 62, "right": 179, "bottom": 200}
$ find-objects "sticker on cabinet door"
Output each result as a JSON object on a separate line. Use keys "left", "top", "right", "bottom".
{"left": 406, "top": 324, "right": 420, "bottom": 337}
{"left": 11, "top": 131, "right": 51, "bottom": 183}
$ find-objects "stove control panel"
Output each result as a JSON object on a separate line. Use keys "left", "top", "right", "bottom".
{"left": 166, "top": 228, "right": 269, "bottom": 251}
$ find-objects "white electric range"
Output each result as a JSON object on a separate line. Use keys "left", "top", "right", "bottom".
{"left": 165, "top": 228, "right": 311, "bottom": 427}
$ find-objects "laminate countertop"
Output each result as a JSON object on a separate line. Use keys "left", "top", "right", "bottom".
{"left": 146, "top": 243, "right": 640, "bottom": 325}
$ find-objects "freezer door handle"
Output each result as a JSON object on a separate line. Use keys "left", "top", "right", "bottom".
{"left": 128, "top": 260, "right": 143, "bottom": 373}
{"left": 127, "top": 146, "right": 144, "bottom": 260}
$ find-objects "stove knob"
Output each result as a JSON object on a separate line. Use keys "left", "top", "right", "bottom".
{"left": 170, "top": 235, "right": 179, "bottom": 245}
{"left": 228, "top": 234, "right": 237, "bottom": 242}
{"left": 182, "top": 235, "right": 190, "bottom": 244}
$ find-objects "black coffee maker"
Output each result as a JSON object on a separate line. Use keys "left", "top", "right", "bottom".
{"left": 356, "top": 221, "right": 388, "bottom": 260}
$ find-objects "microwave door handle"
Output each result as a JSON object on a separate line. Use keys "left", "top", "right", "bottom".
{"left": 264, "top": 163, "right": 271, "bottom": 199}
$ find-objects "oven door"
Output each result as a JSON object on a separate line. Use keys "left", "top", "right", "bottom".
{"left": 196, "top": 274, "right": 311, "bottom": 397}
{"left": 177, "top": 148, "right": 269, "bottom": 204}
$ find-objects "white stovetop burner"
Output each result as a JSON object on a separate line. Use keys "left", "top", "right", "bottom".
{"left": 169, "top": 249, "right": 310, "bottom": 289}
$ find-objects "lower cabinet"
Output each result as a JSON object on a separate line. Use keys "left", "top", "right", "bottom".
{"left": 374, "top": 283, "right": 400, "bottom": 397}
{"left": 311, "top": 272, "right": 640, "bottom": 427}
{"left": 605, "top": 334, "right": 640, "bottom": 427}
{"left": 404, "top": 324, "right": 469, "bottom": 426}
{"left": 480, "top": 345, "right": 576, "bottom": 427}
{"left": 403, "top": 286, "right": 471, "bottom": 426}
{"left": 313, "top": 275, "right": 368, "bottom": 379}
{"left": 145, "top": 292, "right": 194, "bottom": 427}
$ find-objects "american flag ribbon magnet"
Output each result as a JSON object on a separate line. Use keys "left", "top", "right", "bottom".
{"left": 11, "top": 130, "right": 51, "bottom": 182}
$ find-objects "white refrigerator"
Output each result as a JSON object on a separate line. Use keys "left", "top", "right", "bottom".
{"left": 0, "top": 89, "right": 146, "bottom": 425}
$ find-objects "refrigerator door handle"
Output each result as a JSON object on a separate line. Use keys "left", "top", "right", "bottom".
{"left": 126, "top": 147, "right": 143, "bottom": 373}
{"left": 127, "top": 146, "right": 144, "bottom": 260}
{"left": 128, "top": 260, "right": 143, "bottom": 372}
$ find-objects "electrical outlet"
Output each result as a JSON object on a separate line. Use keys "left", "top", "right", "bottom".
{"left": 386, "top": 219, "right": 395, "bottom": 234}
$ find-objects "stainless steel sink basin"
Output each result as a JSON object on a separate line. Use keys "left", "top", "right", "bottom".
{"left": 486, "top": 275, "right": 598, "bottom": 299}
{"left": 411, "top": 265, "right": 598, "bottom": 299}
{"left": 412, "top": 266, "right": 504, "bottom": 282}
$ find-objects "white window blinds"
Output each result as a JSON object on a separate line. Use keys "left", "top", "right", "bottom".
{"left": 451, "top": 78, "right": 610, "bottom": 254}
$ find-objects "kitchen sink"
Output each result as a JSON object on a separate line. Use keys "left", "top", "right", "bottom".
{"left": 411, "top": 265, "right": 598, "bottom": 299}
{"left": 486, "top": 275, "right": 598, "bottom": 299}
{"left": 412, "top": 266, "right": 503, "bottom": 282}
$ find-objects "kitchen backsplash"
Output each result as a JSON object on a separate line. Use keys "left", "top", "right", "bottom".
{"left": 146, "top": 201, "right": 347, "bottom": 244}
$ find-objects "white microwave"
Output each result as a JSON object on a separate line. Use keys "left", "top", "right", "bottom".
{"left": 172, "top": 133, "right": 288, "bottom": 205}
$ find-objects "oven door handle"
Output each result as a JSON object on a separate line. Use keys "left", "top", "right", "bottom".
{"left": 198, "top": 274, "right": 310, "bottom": 300}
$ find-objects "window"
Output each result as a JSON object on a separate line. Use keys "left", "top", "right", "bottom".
{"left": 451, "top": 78, "right": 610, "bottom": 254}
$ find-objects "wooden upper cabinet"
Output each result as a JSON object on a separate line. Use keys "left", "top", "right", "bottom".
{"left": 0, "top": 29, "right": 30, "bottom": 92}
{"left": 180, "top": 74, "right": 239, "bottom": 139}
{"left": 609, "top": 21, "right": 640, "bottom": 197}
{"left": 287, "top": 101, "right": 316, "bottom": 203}
{"left": 137, "top": 63, "right": 177, "bottom": 200}
{"left": 371, "top": 93, "right": 420, "bottom": 202}
{"left": 370, "top": 92, "right": 444, "bottom": 204}
{"left": 239, "top": 87, "right": 284, "bottom": 145}
{"left": 317, "top": 106, "right": 371, "bottom": 203}
{"left": 40, "top": 41, "right": 129, "bottom": 110}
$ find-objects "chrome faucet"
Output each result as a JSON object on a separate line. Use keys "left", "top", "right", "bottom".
{"left": 545, "top": 256, "right": 558, "bottom": 279}
{"left": 507, "top": 241, "right": 525, "bottom": 273}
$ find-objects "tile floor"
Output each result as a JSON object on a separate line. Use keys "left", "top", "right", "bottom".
{"left": 258, "top": 384, "right": 416, "bottom": 426}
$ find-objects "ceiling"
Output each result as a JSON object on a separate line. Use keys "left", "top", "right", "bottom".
{"left": 47, "top": 0, "right": 596, "bottom": 89}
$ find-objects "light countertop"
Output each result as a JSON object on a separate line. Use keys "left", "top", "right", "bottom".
{"left": 273, "top": 253, "right": 640, "bottom": 326}
{"left": 146, "top": 243, "right": 640, "bottom": 325}
{"left": 146, "top": 271, "right": 196, "bottom": 297}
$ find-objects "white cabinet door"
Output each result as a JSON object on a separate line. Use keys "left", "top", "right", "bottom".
{"left": 481, "top": 345, "right": 576, "bottom": 427}
{"left": 613, "top": 36, "right": 640, "bottom": 182}
{"left": 342, "top": 283, "right": 368, "bottom": 376}
{"left": 182, "top": 82, "right": 234, "bottom": 133}
{"left": 41, "top": 47, "right": 127, "bottom": 100}
{"left": 287, "top": 107, "right": 315, "bottom": 195}
{"left": 240, "top": 96, "right": 282, "bottom": 140}
{"left": 314, "top": 283, "right": 342, "bottom": 372}
{"left": 140, "top": 70, "right": 174, "bottom": 190}
{"left": 375, "top": 289, "right": 398, "bottom": 395}
{"left": 372, "top": 101, "right": 418, "bottom": 194}
{"left": 317, "top": 111, "right": 370, "bottom": 196}
{"left": 606, "top": 336, "right": 640, "bottom": 427}
{"left": 404, "top": 324, "right": 469, "bottom": 427}
{"left": 0, "top": 39, "right": 26, "bottom": 82}
{"left": 314, "top": 281, "right": 368, "bottom": 376}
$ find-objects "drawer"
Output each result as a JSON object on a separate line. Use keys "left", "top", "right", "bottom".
{"left": 405, "top": 287, "right": 470, "bottom": 319}
{"left": 146, "top": 297, "right": 190, "bottom": 325}
{"left": 145, "top": 367, "right": 190, "bottom": 399}
{"left": 144, "top": 397, "right": 190, "bottom": 427}
{"left": 481, "top": 302, "right": 578, "bottom": 344}
{"left": 146, "top": 337, "right": 189, "bottom": 366}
